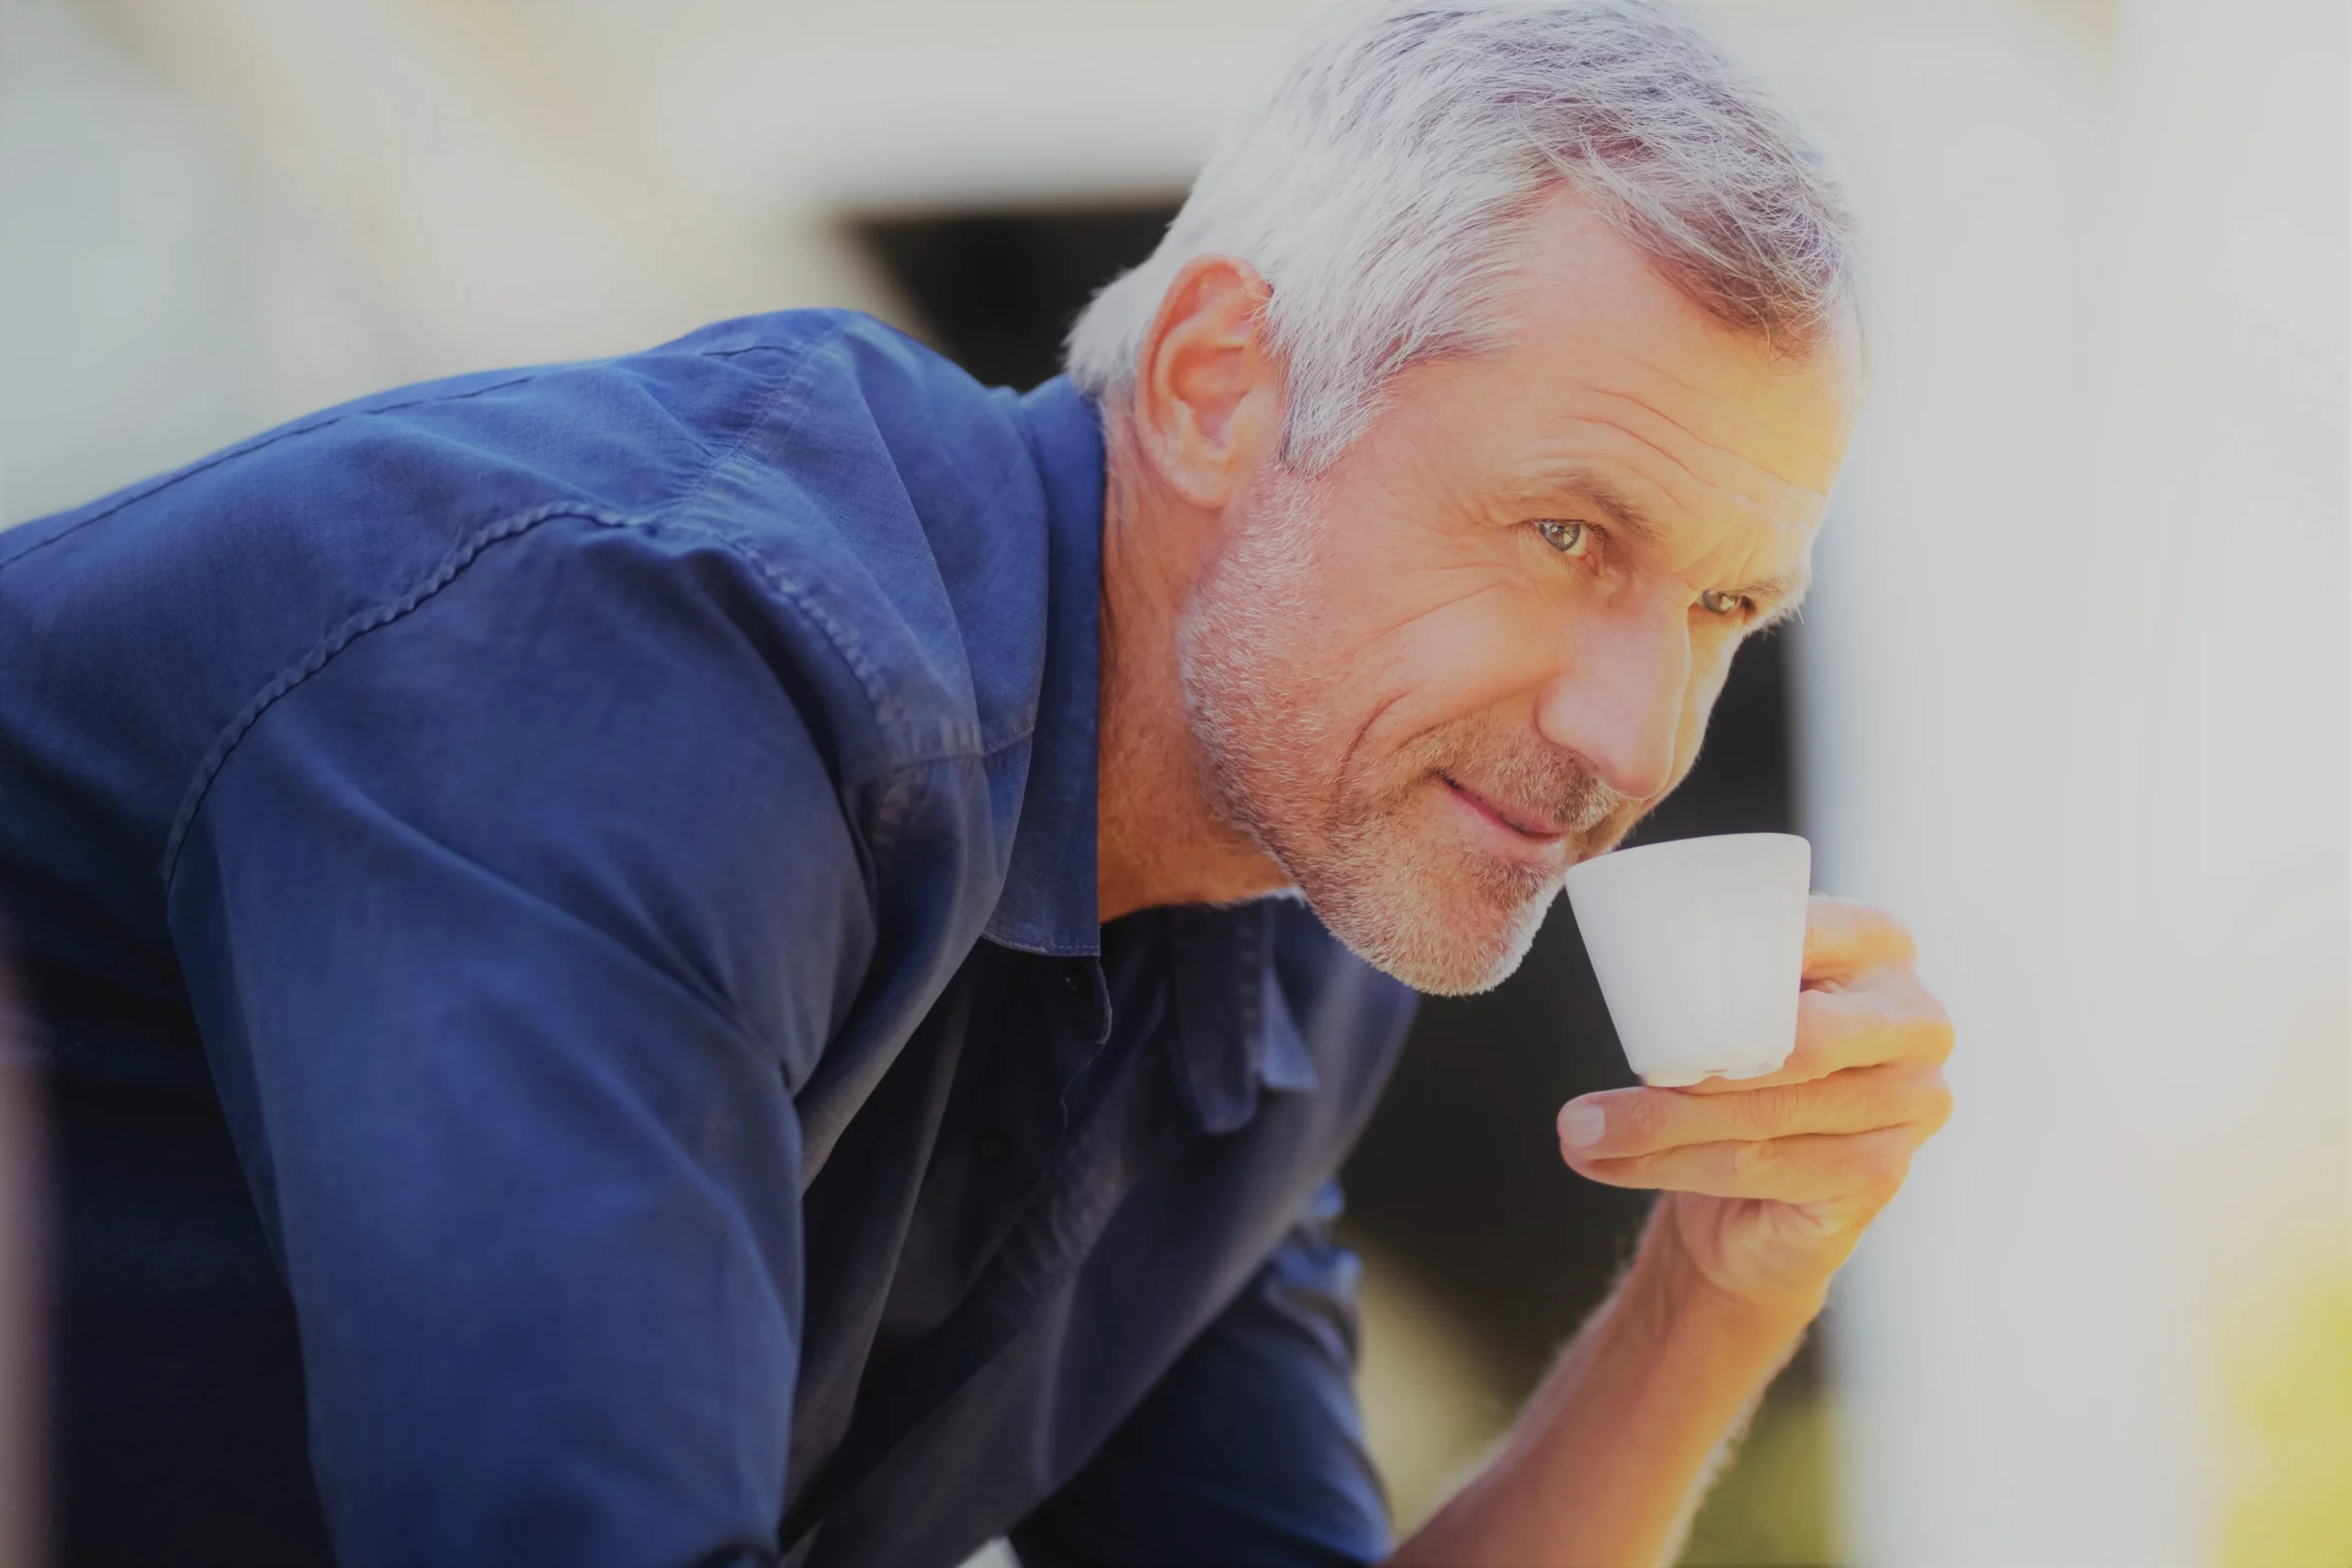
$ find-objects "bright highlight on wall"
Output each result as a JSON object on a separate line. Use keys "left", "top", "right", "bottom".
{"left": 1722, "top": 1, "right": 2349, "bottom": 1562}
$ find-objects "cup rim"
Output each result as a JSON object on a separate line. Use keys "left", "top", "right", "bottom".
{"left": 1565, "top": 829, "right": 1809, "bottom": 888}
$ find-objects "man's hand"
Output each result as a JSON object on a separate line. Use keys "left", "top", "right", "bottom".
{"left": 1556, "top": 896, "right": 1955, "bottom": 1310}
{"left": 1391, "top": 898, "right": 1948, "bottom": 1567}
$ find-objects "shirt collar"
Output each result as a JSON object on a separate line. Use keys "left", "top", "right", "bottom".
{"left": 984, "top": 376, "right": 1106, "bottom": 959}
{"left": 1163, "top": 903, "right": 1321, "bottom": 1134}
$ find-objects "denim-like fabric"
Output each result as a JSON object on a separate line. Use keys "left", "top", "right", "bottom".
{"left": 0, "top": 311, "right": 1415, "bottom": 1568}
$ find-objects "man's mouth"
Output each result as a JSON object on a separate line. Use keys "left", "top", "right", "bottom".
{"left": 1438, "top": 773, "right": 1569, "bottom": 841}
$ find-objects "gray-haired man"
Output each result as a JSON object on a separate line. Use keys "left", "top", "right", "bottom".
{"left": 5, "top": 3, "right": 1950, "bottom": 1563}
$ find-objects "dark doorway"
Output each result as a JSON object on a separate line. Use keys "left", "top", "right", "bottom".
{"left": 856, "top": 204, "right": 1191, "bottom": 393}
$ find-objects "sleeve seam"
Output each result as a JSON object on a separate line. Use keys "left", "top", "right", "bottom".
{"left": 152, "top": 316, "right": 1033, "bottom": 908}
{"left": 155, "top": 507, "right": 1027, "bottom": 897}
{"left": 157, "top": 501, "right": 629, "bottom": 892}
{"left": 0, "top": 372, "right": 546, "bottom": 578}
{"left": 156, "top": 326, "right": 852, "bottom": 897}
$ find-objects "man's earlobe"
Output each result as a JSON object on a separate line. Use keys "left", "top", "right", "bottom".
{"left": 1132, "top": 255, "right": 1283, "bottom": 510}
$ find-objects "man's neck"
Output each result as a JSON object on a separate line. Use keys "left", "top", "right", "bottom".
{"left": 1094, "top": 422, "right": 1291, "bottom": 924}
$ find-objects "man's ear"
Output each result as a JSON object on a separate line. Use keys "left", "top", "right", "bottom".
{"left": 1130, "top": 255, "right": 1283, "bottom": 509}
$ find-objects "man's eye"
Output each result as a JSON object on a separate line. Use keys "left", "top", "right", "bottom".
{"left": 1535, "top": 519, "right": 1590, "bottom": 558}
{"left": 1699, "top": 589, "right": 1747, "bottom": 617}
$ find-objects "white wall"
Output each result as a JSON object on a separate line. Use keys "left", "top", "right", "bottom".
{"left": 0, "top": 0, "right": 1321, "bottom": 529}
{"left": 0, "top": 0, "right": 914, "bottom": 525}
{"left": 1719, "top": 1, "right": 2349, "bottom": 1561}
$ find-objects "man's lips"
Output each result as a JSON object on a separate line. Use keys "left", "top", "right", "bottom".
{"left": 1439, "top": 773, "right": 1569, "bottom": 841}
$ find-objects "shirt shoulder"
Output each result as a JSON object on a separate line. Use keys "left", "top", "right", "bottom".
{"left": 0, "top": 311, "right": 1079, "bottom": 999}
{"left": 3, "top": 309, "right": 1049, "bottom": 771}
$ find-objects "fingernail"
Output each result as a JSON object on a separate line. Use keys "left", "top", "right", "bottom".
{"left": 1559, "top": 1102, "right": 1606, "bottom": 1150}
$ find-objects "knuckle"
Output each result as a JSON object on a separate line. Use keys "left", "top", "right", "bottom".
{"left": 1861, "top": 901, "right": 1917, "bottom": 952}
{"left": 1794, "top": 989, "right": 1847, "bottom": 1050}
{"left": 1868, "top": 1141, "right": 1916, "bottom": 1199}
{"left": 1747, "top": 1085, "right": 1803, "bottom": 1140}
{"left": 1611, "top": 1151, "right": 1668, "bottom": 1190}
{"left": 1839, "top": 899, "right": 1918, "bottom": 964}
{"left": 1860, "top": 1174, "right": 1905, "bottom": 1212}
{"left": 1870, "top": 1162, "right": 1911, "bottom": 1206}
{"left": 1727, "top": 1138, "right": 1774, "bottom": 1183}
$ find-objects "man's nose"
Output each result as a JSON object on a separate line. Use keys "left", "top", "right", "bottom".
{"left": 1532, "top": 591, "right": 1689, "bottom": 803}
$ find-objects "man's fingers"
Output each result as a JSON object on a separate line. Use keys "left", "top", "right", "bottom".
{"left": 1568, "top": 1124, "right": 1926, "bottom": 1205}
{"left": 1558, "top": 1061, "right": 1951, "bottom": 1162}
{"left": 1678, "top": 977, "right": 1953, "bottom": 1095}
{"left": 1802, "top": 895, "right": 1917, "bottom": 984}
{"left": 1803, "top": 978, "right": 1955, "bottom": 1073}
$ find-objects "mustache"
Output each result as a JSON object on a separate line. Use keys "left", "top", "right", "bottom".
{"left": 1415, "top": 728, "right": 1635, "bottom": 839}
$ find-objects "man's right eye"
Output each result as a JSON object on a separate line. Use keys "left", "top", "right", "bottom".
{"left": 1535, "top": 519, "right": 1591, "bottom": 558}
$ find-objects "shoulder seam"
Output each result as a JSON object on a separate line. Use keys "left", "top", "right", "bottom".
{"left": 154, "top": 504, "right": 1006, "bottom": 896}
{"left": 3, "top": 372, "right": 543, "bottom": 579}
{"left": 155, "top": 329, "right": 858, "bottom": 893}
{"left": 0, "top": 338, "right": 813, "bottom": 581}
{"left": 158, "top": 501, "right": 617, "bottom": 890}
{"left": 148, "top": 315, "right": 1005, "bottom": 894}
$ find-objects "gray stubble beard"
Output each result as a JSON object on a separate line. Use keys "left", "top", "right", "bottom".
{"left": 1174, "top": 465, "right": 1626, "bottom": 996}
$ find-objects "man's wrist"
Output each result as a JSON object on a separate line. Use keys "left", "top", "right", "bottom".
{"left": 1623, "top": 1203, "right": 1828, "bottom": 1351}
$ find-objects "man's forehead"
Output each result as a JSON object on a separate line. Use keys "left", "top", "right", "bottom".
{"left": 1461, "top": 368, "right": 1839, "bottom": 584}
{"left": 1498, "top": 197, "right": 1860, "bottom": 499}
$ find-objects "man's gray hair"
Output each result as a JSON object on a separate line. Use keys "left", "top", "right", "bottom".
{"left": 1064, "top": 0, "right": 1857, "bottom": 470}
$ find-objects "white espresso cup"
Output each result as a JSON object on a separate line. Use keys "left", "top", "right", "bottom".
{"left": 1563, "top": 832, "right": 1812, "bottom": 1088}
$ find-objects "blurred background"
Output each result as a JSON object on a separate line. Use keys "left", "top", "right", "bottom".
{"left": 2, "top": 1, "right": 2344, "bottom": 1563}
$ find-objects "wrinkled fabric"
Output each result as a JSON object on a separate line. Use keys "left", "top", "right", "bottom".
{"left": 0, "top": 311, "right": 1417, "bottom": 1568}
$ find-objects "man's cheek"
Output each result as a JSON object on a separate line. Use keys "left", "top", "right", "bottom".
{"left": 1363, "top": 576, "right": 1557, "bottom": 709}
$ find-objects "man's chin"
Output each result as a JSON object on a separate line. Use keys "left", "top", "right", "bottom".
{"left": 1301, "top": 872, "right": 1559, "bottom": 997}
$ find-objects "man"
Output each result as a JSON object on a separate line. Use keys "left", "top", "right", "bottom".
{"left": 0, "top": 1, "right": 1952, "bottom": 1563}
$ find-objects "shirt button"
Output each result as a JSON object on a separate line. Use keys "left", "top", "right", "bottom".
{"left": 975, "top": 1130, "right": 1012, "bottom": 1163}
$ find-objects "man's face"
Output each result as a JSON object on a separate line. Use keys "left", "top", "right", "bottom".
{"left": 1178, "top": 197, "right": 1859, "bottom": 995}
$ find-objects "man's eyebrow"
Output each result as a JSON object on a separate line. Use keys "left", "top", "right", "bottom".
{"left": 1548, "top": 470, "right": 1668, "bottom": 546}
{"left": 1535, "top": 465, "right": 1813, "bottom": 616}
{"left": 1740, "top": 567, "right": 1813, "bottom": 624}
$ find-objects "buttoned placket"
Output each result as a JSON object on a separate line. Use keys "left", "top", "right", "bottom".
{"left": 778, "top": 941, "right": 1134, "bottom": 1550}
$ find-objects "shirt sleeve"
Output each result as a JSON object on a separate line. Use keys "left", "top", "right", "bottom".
{"left": 163, "top": 519, "right": 876, "bottom": 1568}
{"left": 1008, "top": 1178, "right": 1392, "bottom": 1568}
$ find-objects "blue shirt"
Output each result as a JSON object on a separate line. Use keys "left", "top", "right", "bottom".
{"left": 0, "top": 311, "right": 1419, "bottom": 1567}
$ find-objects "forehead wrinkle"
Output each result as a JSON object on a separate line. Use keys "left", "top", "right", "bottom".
{"left": 1501, "top": 371, "right": 1829, "bottom": 529}
{"left": 1621, "top": 352, "right": 1849, "bottom": 474}
{"left": 1584, "top": 415, "right": 1823, "bottom": 532}
{"left": 1577, "top": 383, "right": 1836, "bottom": 508}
